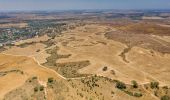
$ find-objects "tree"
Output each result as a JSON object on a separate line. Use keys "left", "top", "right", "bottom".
{"left": 116, "top": 81, "right": 126, "bottom": 89}
{"left": 131, "top": 80, "right": 138, "bottom": 88}
{"left": 150, "top": 81, "right": 159, "bottom": 89}
{"left": 34, "top": 87, "right": 38, "bottom": 92}
{"left": 161, "top": 95, "right": 170, "bottom": 100}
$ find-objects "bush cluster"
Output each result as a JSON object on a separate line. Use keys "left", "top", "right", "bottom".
{"left": 116, "top": 81, "right": 126, "bottom": 89}
{"left": 150, "top": 81, "right": 159, "bottom": 89}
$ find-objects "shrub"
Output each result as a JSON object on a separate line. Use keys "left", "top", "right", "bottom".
{"left": 110, "top": 70, "right": 115, "bottom": 75}
{"left": 79, "top": 93, "right": 83, "bottom": 97}
{"left": 20, "top": 71, "right": 24, "bottom": 74}
{"left": 48, "top": 77, "right": 54, "bottom": 83}
{"left": 150, "top": 81, "right": 159, "bottom": 89}
{"left": 163, "top": 86, "right": 169, "bottom": 89}
{"left": 134, "top": 92, "right": 142, "bottom": 97}
{"left": 116, "top": 81, "right": 126, "bottom": 89}
{"left": 32, "top": 76, "right": 37, "bottom": 80}
{"left": 102, "top": 66, "right": 108, "bottom": 71}
{"left": 111, "top": 91, "right": 115, "bottom": 94}
{"left": 34, "top": 87, "right": 38, "bottom": 92}
{"left": 161, "top": 95, "right": 170, "bottom": 100}
{"left": 131, "top": 80, "right": 138, "bottom": 88}
{"left": 124, "top": 90, "right": 133, "bottom": 96}
{"left": 39, "top": 86, "right": 44, "bottom": 91}
{"left": 154, "top": 91, "right": 158, "bottom": 97}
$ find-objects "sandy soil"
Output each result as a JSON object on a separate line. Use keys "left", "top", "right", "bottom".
{"left": 1, "top": 23, "right": 170, "bottom": 99}
{"left": 152, "top": 35, "right": 170, "bottom": 43}
{"left": 127, "top": 47, "right": 170, "bottom": 85}
{"left": 0, "top": 23, "right": 28, "bottom": 28}
{"left": 15, "top": 35, "right": 50, "bottom": 45}
{"left": 55, "top": 25, "right": 149, "bottom": 83}
{"left": 0, "top": 54, "right": 62, "bottom": 99}
{"left": 3, "top": 43, "right": 46, "bottom": 56}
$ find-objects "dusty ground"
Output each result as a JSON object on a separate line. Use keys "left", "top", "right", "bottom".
{"left": 0, "top": 23, "right": 28, "bottom": 28}
{"left": 55, "top": 24, "right": 170, "bottom": 84}
{"left": 0, "top": 23, "right": 170, "bottom": 100}
{"left": 0, "top": 54, "right": 62, "bottom": 99}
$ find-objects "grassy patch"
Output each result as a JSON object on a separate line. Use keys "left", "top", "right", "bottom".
{"left": 43, "top": 46, "right": 91, "bottom": 78}
{"left": 43, "top": 47, "right": 71, "bottom": 66}
{"left": 40, "top": 39, "right": 56, "bottom": 48}
{"left": 55, "top": 60, "right": 91, "bottom": 78}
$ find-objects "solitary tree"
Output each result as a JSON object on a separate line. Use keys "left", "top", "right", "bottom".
{"left": 131, "top": 80, "right": 138, "bottom": 88}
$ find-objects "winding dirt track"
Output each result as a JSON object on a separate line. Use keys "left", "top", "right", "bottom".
{"left": 2, "top": 53, "right": 66, "bottom": 80}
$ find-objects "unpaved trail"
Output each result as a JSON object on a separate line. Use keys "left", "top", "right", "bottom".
{"left": 1, "top": 53, "right": 67, "bottom": 80}
{"left": 142, "top": 85, "right": 160, "bottom": 100}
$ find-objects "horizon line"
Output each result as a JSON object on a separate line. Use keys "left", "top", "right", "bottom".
{"left": 1, "top": 8, "right": 170, "bottom": 13}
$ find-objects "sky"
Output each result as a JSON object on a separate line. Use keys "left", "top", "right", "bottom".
{"left": 0, "top": 0, "right": 170, "bottom": 11}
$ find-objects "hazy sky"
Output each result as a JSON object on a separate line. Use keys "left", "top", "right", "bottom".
{"left": 0, "top": 0, "right": 170, "bottom": 11}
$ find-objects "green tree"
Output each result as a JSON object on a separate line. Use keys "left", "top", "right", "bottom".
{"left": 116, "top": 81, "right": 126, "bottom": 89}
{"left": 161, "top": 95, "right": 170, "bottom": 100}
{"left": 150, "top": 81, "right": 159, "bottom": 89}
{"left": 131, "top": 80, "right": 138, "bottom": 88}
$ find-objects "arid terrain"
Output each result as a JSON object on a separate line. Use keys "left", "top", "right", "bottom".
{"left": 0, "top": 10, "right": 170, "bottom": 100}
